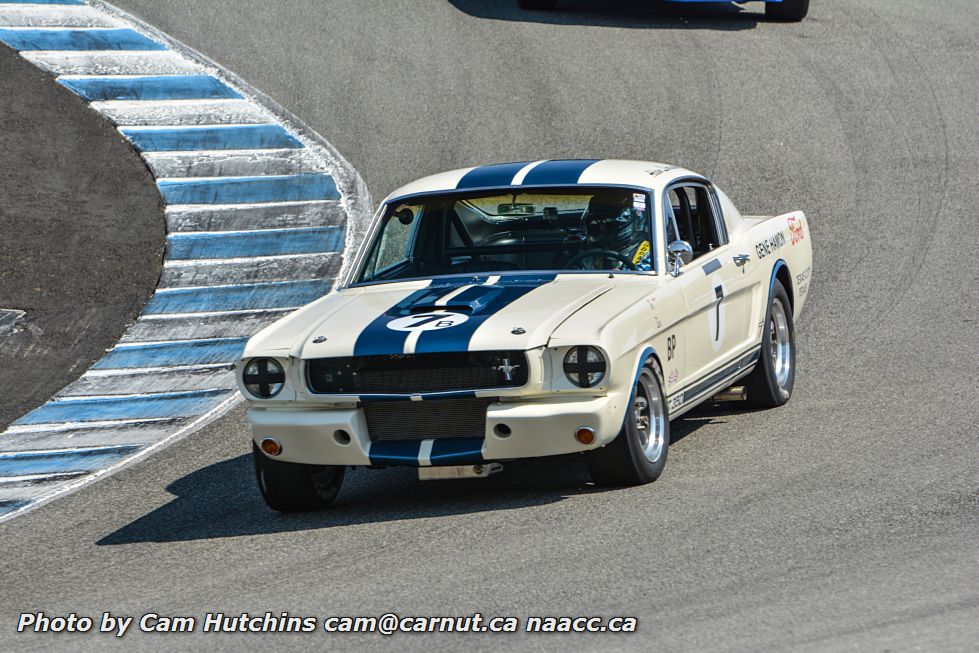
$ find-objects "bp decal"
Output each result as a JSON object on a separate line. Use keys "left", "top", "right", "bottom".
{"left": 386, "top": 312, "right": 469, "bottom": 332}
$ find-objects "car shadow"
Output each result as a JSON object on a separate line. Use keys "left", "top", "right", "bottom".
{"left": 97, "top": 407, "right": 733, "bottom": 545}
{"left": 447, "top": 0, "right": 762, "bottom": 31}
{"left": 670, "top": 400, "right": 749, "bottom": 444}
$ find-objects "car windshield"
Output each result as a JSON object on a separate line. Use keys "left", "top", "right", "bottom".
{"left": 356, "top": 188, "right": 654, "bottom": 284}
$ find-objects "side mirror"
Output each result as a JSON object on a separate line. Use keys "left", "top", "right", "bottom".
{"left": 396, "top": 208, "right": 414, "bottom": 225}
{"left": 668, "top": 240, "right": 693, "bottom": 277}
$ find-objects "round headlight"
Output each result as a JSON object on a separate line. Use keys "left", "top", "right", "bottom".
{"left": 243, "top": 358, "right": 285, "bottom": 398}
{"left": 563, "top": 346, "right": 606, "bottom": 388}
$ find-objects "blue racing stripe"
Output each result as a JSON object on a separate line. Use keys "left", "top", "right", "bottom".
{"left": 12, "top": 390, "right": 232, "bottom": 425}
{"left": 351, "top": 277, "right": 497, "bottom": 356}
{"left": 121, "top": 124, "right": 300, "bottom": 153}
{"left": 0, "top": 28, "right": 164, "bottom": 51}
{"left": 413, "top": 274, "right": 556, "bottom": 354}
{"left": 429, "top": 437, "right": 484, "bottom": 465}
{"left": 368, "top": 440, "right": 422, "bottom": 466}
{"left": 167, "top": 226, "right": 345, "bottom": 260}
{"left": 92, "top": 338, "right": 247, "bottom": 369}
{"left": 456, "top": 161, "right": 531, "bottom": 189}
{"left": 352, "top": 284, "right": 440, "bottom": 357}
{"left": 157, "top": 173, "right": 338, "bottom": 205}
{"left": 0, "top": 445, "right": 140, "bottom": 477}
{"left": 521, "top": 159, "right": 600, "bottom": 185}
{"left": 144, "top": 279, "right": 333, "bottom": 314}
{"left": 59, "top": 75, "right": 239, "bottom": 102}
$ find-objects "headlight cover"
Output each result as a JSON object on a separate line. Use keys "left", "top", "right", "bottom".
{"left": 243, "top": 358, "right": 285, "bottom": 398}
{"left": 563, "top": 346, "right": 607, "bottom": 388}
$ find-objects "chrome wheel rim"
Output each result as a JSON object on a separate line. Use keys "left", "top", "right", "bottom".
{"left": 769, "top": 299, "right": 792, "bottom": 389}
{"left": 635, "top": 379, "right": 666, "bottom": 463}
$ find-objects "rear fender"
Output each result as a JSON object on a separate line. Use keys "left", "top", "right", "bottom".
{"left": 744, "top": 211, "right": 813, "bottom": 319}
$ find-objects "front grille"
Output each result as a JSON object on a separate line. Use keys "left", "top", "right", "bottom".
{"left": 306, "top": 351, "right": 528, "bottom": 394}
{"left": 364, "top": 398, "right": 492, "bottom": 442}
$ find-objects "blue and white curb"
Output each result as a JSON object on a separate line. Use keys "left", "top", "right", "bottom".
{"left": 0, "top": 0, "right": 371, "bottom": 521}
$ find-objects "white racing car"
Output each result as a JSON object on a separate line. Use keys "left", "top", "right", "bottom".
{"left": 238, "top": 160, "right": 813, "bottom": 511}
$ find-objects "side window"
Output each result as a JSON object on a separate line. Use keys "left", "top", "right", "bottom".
{"left": 666, "top": 185, "right": 723, "bottom": 260}
{"left": 362, "top": 204, "right": 419, "bottom": 277}
{"left": 664, "top": 197, "right": 679, "bottom": 245}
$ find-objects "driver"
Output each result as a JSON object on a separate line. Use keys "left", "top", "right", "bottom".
{"left": 581, "top": 192, "right": 651, "bottom": 271}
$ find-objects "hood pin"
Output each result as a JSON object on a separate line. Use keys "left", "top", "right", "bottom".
{"left": 511, "top": 327, "right": 526, "bottom": 335}
{"left": 312, "top": 336, "right": 327, "bottom": 343}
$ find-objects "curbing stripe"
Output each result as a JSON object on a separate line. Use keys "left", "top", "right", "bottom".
{"left": 166, "top": 200, "right": 344, "bottom": 232}
{"left": 159, "top": 252, "right": 341, "bottom": 288}
{"left": 0, "top": 421, "right": 189, "bottom": 452}
{"left": 166, "top": 226, "right": 346, "bottom": 260}
{"left": 92, "top": 98, "right": 270, "bottom": 126}
{"left": 122, "top": 124, "right": 300, "bottom": 152}
{"left": 59, "top": 73, "right": 241, "bottom": 101}
{"left": 23, "top": 49, "right": 201, "bottom": 75}
{"left": 0, "top": 26, "right": 164, "bottom": 50}
{"left": 0, "top": 500, "right": 32, "bottom": 518}
{"left": 0, "top": 445, "right": 142, "bottom": 475}
{"left": 157, "top": 173, "right": 338, "bottom": 204}
{"left": 144, "top": 148, "right": 327, "bottom": 178}
{"left": 12, "top": 391, "right": 233, "bottom": 425}
{"left": 0, "top": 1, "right": 85, "bottom": 4}
{"left": 0, "top": 471, "right": 89, "bottom": 486}
{"left": 61, "top": 366, "right": 235, "bottom": 397}
{"left": 143, "top": 279, "right": 334, "bottom": 314}
{"left": 0, "top": 0, "right": 371, "bottom": 521}
{"left": 91, "top": 338, "right": 249, "bottom": 369}
{"left": 120, "top": 310, "right": 291, "bottom": 343}
{"left": 0, "top": 5, "right": 118, "bottom": 27}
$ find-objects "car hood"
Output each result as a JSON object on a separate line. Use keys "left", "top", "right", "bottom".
{"left": 276, "top": 274, "right": 620, "bottom": 359}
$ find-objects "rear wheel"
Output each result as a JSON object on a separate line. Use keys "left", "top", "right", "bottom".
{"left": 253, "top": 443, "right": 344, "bottom": 512}
{"left": 518, "top": 0, "right": 558, "bottom": 10}
{"left": 765, "top": 0, "right": 809, "bottom": 22}
{"left": 745, "top": 280, "right": 795, "bottom": 407}
{"left": 585, "top": 363, "right": 670, "bottom": 486}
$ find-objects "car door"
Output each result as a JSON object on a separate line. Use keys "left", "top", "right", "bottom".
{"left": 663, "top": 183, "right": 753, "bottom": 400}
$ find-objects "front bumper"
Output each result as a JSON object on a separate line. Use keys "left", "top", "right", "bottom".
{"left": 248, "top": 394, "right": 624, "bottom": 467}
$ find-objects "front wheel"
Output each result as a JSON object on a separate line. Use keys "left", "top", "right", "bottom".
{"left": 253, "top": 443, "right": 345, "bottom": 512}
{"left": 585, "top": 363, "right": 670, "bottom": 486}
{"left": 765, "top": 0, "right": 810, "bottom": 22}
{"left": 745, "top": 280, "right": 796, "bottom": 407}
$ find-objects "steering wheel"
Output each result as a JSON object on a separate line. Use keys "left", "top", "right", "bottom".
{"left": 566, "top": 249, "right": 637, "bottom": 271}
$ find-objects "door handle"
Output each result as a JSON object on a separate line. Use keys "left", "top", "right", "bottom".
{"left": 733, "top": 254, "right": 750, "bottom": 267}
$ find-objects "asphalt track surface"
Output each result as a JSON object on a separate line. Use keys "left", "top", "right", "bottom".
{"left": 1, "top": 1, "right": 977, "bottom": 651}
{"left": 0, "top": 48, "right": 163, "bottom": 431}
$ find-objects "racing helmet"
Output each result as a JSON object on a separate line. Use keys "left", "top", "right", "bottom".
{"left": 582, "top": 192, "right": 643, "bottom": 251}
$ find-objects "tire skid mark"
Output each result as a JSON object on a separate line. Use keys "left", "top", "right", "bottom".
{"left": 0, "top": 0, "right": 371, "bottom": 521}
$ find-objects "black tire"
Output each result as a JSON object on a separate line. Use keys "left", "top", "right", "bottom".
{"left": 518, "top": 0, "right": 558, "bottom": 10}
{"left": 252, "top": 443, "right": 345, "bottom": 512}
{"left": 745, "top": 280, "right": 796, "bottom": 408}
{"left": 765, "top": 0, "right": 809, "bottom": 22}
{"left": 585, "top": 363, "right": 670, "bottom": 486}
